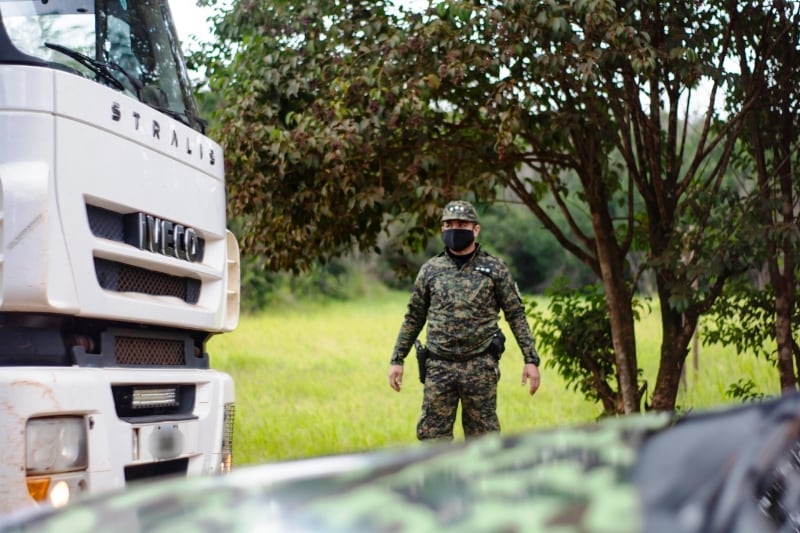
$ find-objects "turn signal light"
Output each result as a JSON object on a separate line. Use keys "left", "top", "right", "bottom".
{"left": 26, "top": 478, "right": 50, "bottom": 502}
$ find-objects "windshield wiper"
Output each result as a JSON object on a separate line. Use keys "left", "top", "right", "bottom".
{"left": 45, "top": 42, "right": 141, "bottom": 96}
{"left": 44, "top": 42, "right": 203, "bottom": 130}
{"left": 148, "top": 104, "right": 206, "bottom": 132}
{"left": 148, "top": 105, "right": 187, "bottom": 122}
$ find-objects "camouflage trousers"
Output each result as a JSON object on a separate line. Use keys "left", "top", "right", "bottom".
{"left": 416, "top": 353, "right": 500, "bottom": 440}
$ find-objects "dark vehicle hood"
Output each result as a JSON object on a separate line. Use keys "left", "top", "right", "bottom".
{"left": 3, "top": 394, "right": 799, "bottom": 533}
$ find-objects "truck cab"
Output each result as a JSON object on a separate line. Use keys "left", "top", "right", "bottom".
{"left": 0, "top": 0, "right": 239, "bottom": 513}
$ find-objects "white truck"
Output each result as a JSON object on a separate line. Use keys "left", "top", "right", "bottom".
{"left": 0, "top": 0, "right": 239, "bottom": 514}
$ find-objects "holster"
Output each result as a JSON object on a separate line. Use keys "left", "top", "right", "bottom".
{"left": 414, "top": 339, "right": 428, "bottom": 384}
{"left": 487, "top": 331, "right": 506, "bottom": 361}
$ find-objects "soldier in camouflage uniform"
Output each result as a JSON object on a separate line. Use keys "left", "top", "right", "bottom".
{"left": 388, "top": 200, "right": 541, "bottom": 440}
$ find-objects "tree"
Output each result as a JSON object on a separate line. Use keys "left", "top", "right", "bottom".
{"left": 200, "top": 0, "right": 789, "bottom": 411}
{"left": 705, "top": 0, "right": 800, "bottom": 392}
{"left": 200, "top": 0, "right": 499, "bottom": 273}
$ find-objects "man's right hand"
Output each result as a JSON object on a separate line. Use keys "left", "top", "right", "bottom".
{"left": 522, "top": 363, "right": 541, "bottom": 396}
{"left": 388, "top": 364, "right": 404, "bottom": 392}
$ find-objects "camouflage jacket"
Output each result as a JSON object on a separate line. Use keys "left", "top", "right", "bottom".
{"left": 390, "top": 245, "right": 540, "bottom": 366}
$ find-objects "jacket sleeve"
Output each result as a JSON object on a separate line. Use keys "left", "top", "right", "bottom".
{"left": 390, "top": 265, "right": 430, "bottom": 365}
{"left": 494, "top": 263, "right": 541, "bottom": 366}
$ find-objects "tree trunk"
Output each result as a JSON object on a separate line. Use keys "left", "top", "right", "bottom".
{"left": 733, "top": 0, "right": 800, "bottom": 394}
{"left": 776, "top": 31, "right": 797, "bottom": 391}
{"left": 775, "top": 290, "right": 796, "bottom": 391}
{"left": 604, "top": 280, "right": 640, "bottom": 413}
{"left": 770, "top": 108, "right": 796, "bottom": 392}
{"left": 589, "top": 191, "right": 640, "bottom": 414}
{"left": 651, "top": 294, "right": 696, "bottom": 410}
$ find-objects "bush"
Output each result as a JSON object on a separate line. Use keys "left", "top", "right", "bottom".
{"left": 528, "top": 279, "right": 648, "bottom": 415}
{"left": 240, "top": 255, "right": 380, "bottom": 312}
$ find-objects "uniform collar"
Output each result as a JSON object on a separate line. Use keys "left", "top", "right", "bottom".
{"left": 444, "top": 243, "right": 481, "bottom": 267}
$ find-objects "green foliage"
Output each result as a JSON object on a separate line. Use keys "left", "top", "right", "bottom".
{"left": 480, "top": 201, "right": 596, "bottom": 293}
{"left": 651, "top": 187, "right": 757, "bottom": 314}
{"left": 371, "top": 229, "right": 440, "bottom": 291}
{"left": 200, "top": 0, "right": 498, "bottom": 272}
{"left": 239, "top": 255, "right": 380, "bottom": 312}
{"left": 702, "top": 279, "right": 776, "bottom": 360}
{"left": 237, "top": 199, "right": 598, "bottom": 309}
{"left": 528, "top": 279, "right": 648, "bottom": 415}
{"left": 702, "top": 272, "right": 800, "bottom": 366}
{"left": 726, "top": 379, "right": 768, "bottom": 403}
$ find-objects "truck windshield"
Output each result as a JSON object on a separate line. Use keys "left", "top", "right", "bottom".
{"left": 0, "top": 0, "right": 203, "bottom": 131}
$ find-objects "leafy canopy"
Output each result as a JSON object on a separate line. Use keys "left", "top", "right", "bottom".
{"left": 203, "top": 0, "right": 501, "bottom": 271}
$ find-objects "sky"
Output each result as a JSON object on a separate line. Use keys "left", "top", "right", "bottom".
{"left": 170, "top": 2, "right": 216, "bottom": 45}
{"left": 168, "top": 0, "right": 426, "bottom": 45}
{"left": 167, "top": 1, "right": 720, "bottom": 117}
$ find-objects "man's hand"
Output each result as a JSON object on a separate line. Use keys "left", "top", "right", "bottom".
{"left": 522, "top": 363, "right": 540, "bottom": 396}
{"left": 389, "top": 364, "right": 404, "bottom": 392}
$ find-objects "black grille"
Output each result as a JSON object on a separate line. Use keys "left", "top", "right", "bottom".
{"left": 87, "top": 205, "right": 125, "bottom": 241}
{"left": 116, "top": 336, "right": 185, "bottom": 366}
{"left": 94, "top": 258, "right": 201, "bottom": 304}
{"left": 71, "top": 328, "right": 209, "bottom": 370}
{"left": 125, "top": 458, "right": 188, "bottom": 482}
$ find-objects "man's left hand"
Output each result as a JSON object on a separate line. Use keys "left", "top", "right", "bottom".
{"left": 522, "top": 363, "right": 540, "bottom": 396}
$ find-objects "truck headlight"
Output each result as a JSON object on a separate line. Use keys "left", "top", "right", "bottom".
{"left": 26, "top": 416, "right": 88, "bottom": 474}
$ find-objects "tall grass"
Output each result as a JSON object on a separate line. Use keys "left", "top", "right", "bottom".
{"left": 209, "top": 290, "right": 779, "bottom": 466}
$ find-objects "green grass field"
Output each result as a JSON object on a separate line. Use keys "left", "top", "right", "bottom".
{"left": 208, "top": 290, "right": 779, "bottom": 466}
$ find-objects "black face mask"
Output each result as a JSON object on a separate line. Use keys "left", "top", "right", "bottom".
{"left": 442, "top": 228, "right": 475, "bottom": 252}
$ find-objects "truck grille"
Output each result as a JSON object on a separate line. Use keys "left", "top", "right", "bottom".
{"left": 116, "top": 336, "right": 185, "bottom": 366}
{"left": 94, "top": 258, "right": 201, "bottom": 304}
{"left": 125, "top": 458, "right": 189, "bottom": 482}
{"left": 71, "top": 329, "right": 209, "bottom": 370}
{"left": 87, "top": 204, "right": 125, "bottom": 241}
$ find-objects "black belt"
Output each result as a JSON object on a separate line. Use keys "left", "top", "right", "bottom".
{"left": 427, "top": 347, "right": 491, "bottom": 362}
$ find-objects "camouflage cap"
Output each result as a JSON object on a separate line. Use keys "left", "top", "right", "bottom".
{"left": 441, "top": 200, "right": 479, "bottom": 223}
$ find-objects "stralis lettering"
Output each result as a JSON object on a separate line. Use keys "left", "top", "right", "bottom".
{"left": 124, "top": 213, "right": 204, "bottom": 263}
{"left": 111, "top": 102, "right": 215, "bottom": 166}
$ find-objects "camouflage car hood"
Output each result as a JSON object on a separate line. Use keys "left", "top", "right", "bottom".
{"left": 2, "top": 394, "right": 799, "bottom": 533}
